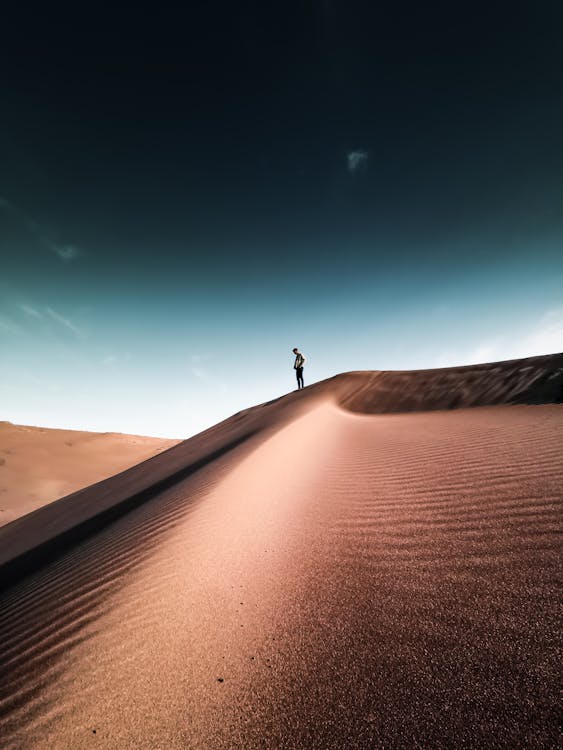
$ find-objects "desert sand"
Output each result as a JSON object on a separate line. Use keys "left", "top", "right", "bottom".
{"left": 0, "top": 422, "right": 179, "bottom": 527}
{"left": 0, "top": 354, "right": 561, "bottom": 749}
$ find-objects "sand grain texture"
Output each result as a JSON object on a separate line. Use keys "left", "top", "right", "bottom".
{"left": 0, "top": 354, "right": 561, "bottom": 749}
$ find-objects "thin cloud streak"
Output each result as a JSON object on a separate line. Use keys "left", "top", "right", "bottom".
{"left": 0, "top": 196, "right": 81, "bottom": 262}
{"left": 19, "top": 303, "right": 44, "bottom": 320}
{"left": 45, "top": 307, "right": 84, "bottom": 338}
{"left": 434, "top": 308, "right": 563, "bottom": 367}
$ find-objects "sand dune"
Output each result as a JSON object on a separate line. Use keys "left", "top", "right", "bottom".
{"left": 0, "top": 354, "right": 561, "bottom": 748}
{"left": 0, "top": 422, "right": 179, "bottom": 527}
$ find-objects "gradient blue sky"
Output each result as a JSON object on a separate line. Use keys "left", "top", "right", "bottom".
{"left": 1, "top": 2, "right": 562, "bottom": 438}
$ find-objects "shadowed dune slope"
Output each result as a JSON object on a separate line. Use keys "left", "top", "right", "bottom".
{"left": 325, "top": 352, "right": 563, "bottom": 413}
{"left": 0, "top": 353, "right": 561, "bottom": 588}
{"left": 0, "top": 353, "right": 561, "bottom": 748}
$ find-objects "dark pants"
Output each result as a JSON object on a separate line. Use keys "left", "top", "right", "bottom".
{"left": 295, "top": 367, "right": 304, "bottom": 389}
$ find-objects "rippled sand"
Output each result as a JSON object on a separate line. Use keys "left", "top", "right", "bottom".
{"left": 1, "top": 355, "right": 562, "bottom": 748}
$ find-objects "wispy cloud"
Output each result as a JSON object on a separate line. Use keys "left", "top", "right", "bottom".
{"left": 19, "top": 303, "right": 44, "bottom": 320}
{"left": 45, "top": 307, "right": 83, "bottom": 337}
{"left": 190, "top": 353, "right": 207, "bottom": 380}
{"left": 102, "top": 352, "right": 131, "bottom": 367}
{"left": 434, "top": 308, "right": 563, "bottom": 367}
{"left": 48, "top": 242, "right": 80, "bottom": 262}
{"left": 189, "top": 353, "right": 227, "bottom": 391}
{"left": 347, "top": 149, "right": 368, "bottom": 174}
{"left": 525, "top": 308, "right": 563, "bottom": 355}
{"left": 12, "top": 298, "right": 88, "bottom": 341}
{"left": 0, "top": 197, "right": 82, "bottom": 263}
{"left": 464, "top": 340, "right": 503, "bottom": 365}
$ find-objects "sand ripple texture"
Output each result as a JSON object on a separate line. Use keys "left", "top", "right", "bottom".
{"left": 0, "top": 360, "right": 562, "bottom": 749}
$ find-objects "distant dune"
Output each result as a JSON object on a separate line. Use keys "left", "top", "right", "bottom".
{"left": 0, "top": 422, "right": 179, "bottom": 527}
{"left": 0, "top": 353, "right": 561, "bottom": 749}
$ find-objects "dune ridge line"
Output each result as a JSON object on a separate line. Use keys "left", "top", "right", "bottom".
{"left": 0, "top": 352, "right": 561, "bottom": 592}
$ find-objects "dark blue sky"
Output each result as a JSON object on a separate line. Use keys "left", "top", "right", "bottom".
{"left": 1, "top": 1, "right": 562, "bottom": 436}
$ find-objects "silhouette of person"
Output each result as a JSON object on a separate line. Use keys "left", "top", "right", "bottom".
{"left": 292, "top": 347, "right": 306, "bottom": 389}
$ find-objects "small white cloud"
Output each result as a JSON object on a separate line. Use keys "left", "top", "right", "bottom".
{"left": 52, "top": 244, "right": 80, "bottom": 262}
{"left": 189, "top": 353, "right": 216, "bottom": 380}
{"left": 347, "top": 149, "right": 368, "bottom": 174}
{"left": 45, "top": 307, "right": 83, "bottom": 338}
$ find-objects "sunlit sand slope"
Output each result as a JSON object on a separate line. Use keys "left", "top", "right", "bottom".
{"left": 0, "top": 353, "right": 561, "bottom": 748}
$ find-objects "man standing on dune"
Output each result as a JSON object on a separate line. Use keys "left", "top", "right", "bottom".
{"left": 292, "top": 347, "right": 306, "bottom": 390}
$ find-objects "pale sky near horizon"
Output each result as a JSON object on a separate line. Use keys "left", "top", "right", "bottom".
{"left": 1, "top": 2, "right": 563, "bottom": 438}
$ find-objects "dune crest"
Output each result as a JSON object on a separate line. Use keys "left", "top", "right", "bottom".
{"left": 329, "top": 352, "right": 563, "bottom": 413}
{"left": 0, "top": 353, "right": 561, "bottom": 748}
{"left": 1, "top": 353, "right": 561, "bottom": 588}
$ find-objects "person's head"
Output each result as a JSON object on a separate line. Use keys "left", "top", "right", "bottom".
{"left": 292, "top": 347, "right": 298, "bottom": 354}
